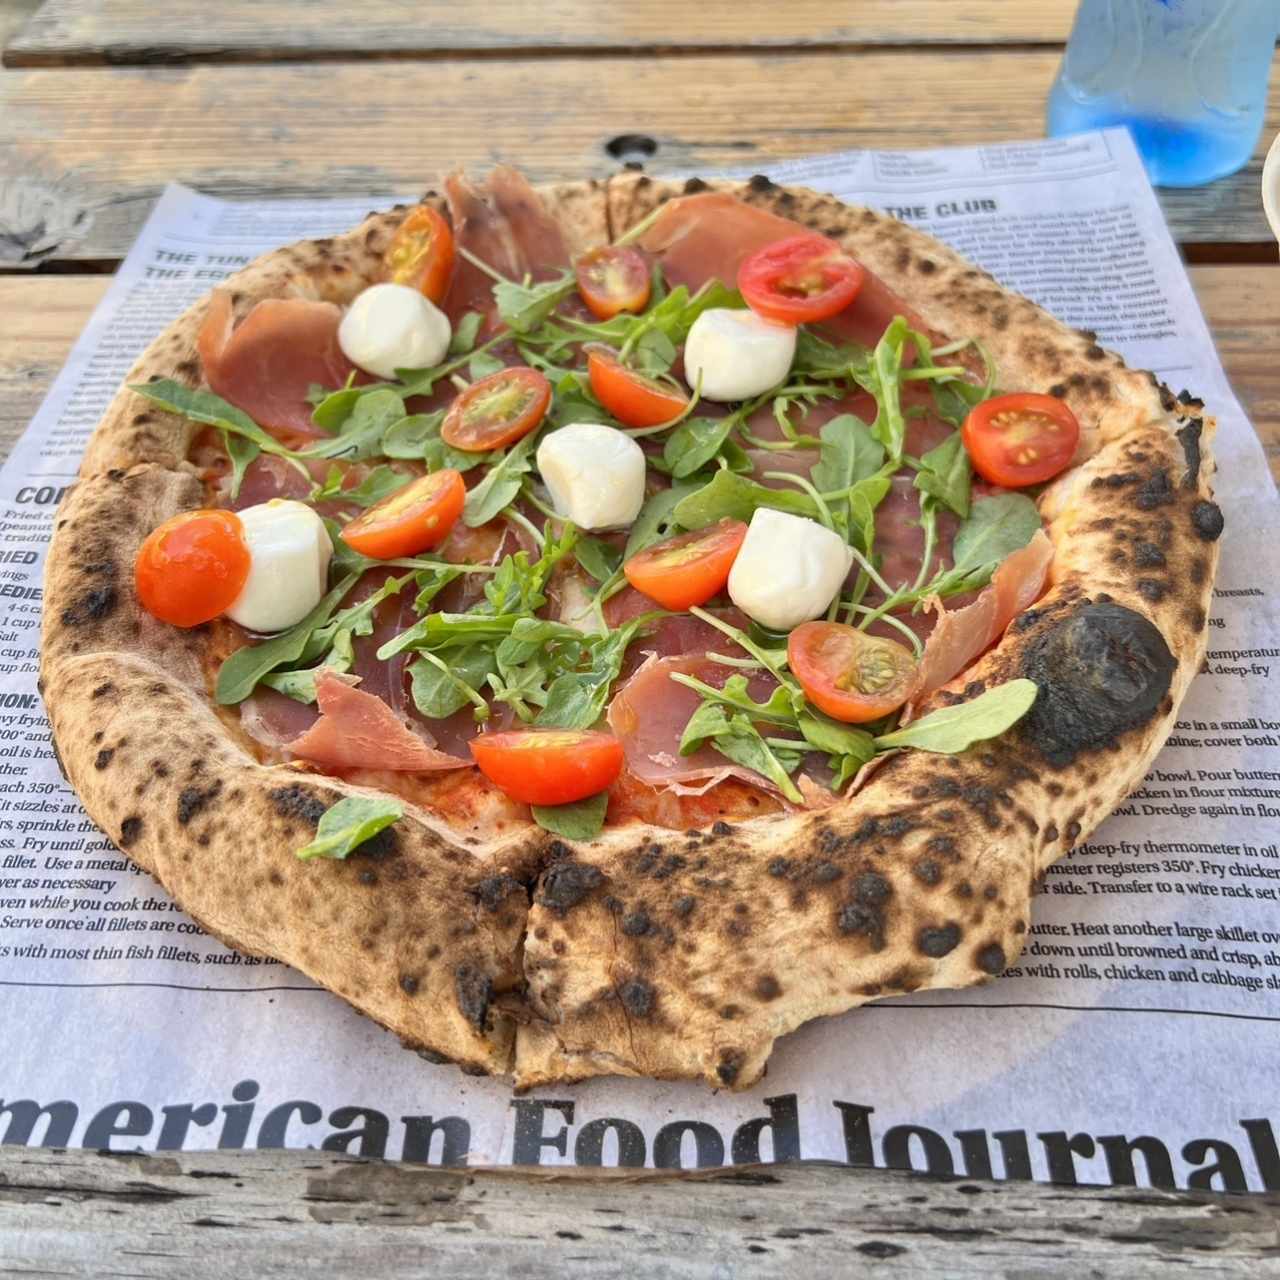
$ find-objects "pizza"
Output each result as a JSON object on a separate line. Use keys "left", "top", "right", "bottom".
{"left": 39, "top": 168, "right": 1223, "bottom": 1089}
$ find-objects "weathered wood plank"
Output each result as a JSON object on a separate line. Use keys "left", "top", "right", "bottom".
{"left": 0, "top": 1146, "right": 1277, "bottom": 1278}
{"left": 1, "top": 268, "right": 1275, "bottom": 483}
{"left": 5, "top": 0, "right": 1080, "bottom": 66}
{"left": 0, "top": 54, "right": 1276, "bottom": 267}
{"left": 0, "top": 0, "right": 39, "bottom": 48}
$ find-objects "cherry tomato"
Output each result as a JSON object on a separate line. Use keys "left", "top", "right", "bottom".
{"left": 575, "top": 246, "right": 651, "bottom": 320}
{"left": 587, "top": 346, "right": 689, "bottom": 429}
{"left": 787, "top": 622, "right": 920, "bottom": 724}
{"left": 340, "top": 470, "right": 465, "bottom": 559}
{"left": 384, "top": 205, "right": 455, "bottom": 303}
{"left": 134, "top": 509, "right": 251, "bottom": 629}
{"left": 961, "top": 393, "right": 1080, "bottom": 488}
{"left": 623, "top": 518, "right": 748, "bottom": 611}
{"left": 441, "top": 367, "right": 551, "bottom": 452}
{"left": 470, "top": 729, "right": 624, "bottom": 806}
{"left": 738, "top": 235, "right": 867, "bottom": 326}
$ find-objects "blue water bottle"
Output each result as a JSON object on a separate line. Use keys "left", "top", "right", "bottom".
{"left": 1047, "top": 0, "right": 1278, "bottom": 187}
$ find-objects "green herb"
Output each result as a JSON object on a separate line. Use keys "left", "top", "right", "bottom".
{"left": 913, "top": 431, "right": 972, "bottom": 519}
{"left": 494, "top": 270, "right": 577, "bottom": 334}
{"left": 449, "top": 311, "right": 484, "bottom": 356}
{"left": 531, "top": 790, "right": 609, "bottom": 840}
{"left": 469, "top": 350, "right": 505, "bottom": 381}
{"left": 662, "top": 416, "right": 735, "bottom": 479}
{"left": 309, "top": 463, "right": 411, "bottom": 509}
{"left": 575, "top": 537, "right": 623, "bottom": 584}
{"left": 950, "top": 493, "right": 1041, "bottom": 575}
{"left": 131, "top": 381, "right": 293, "bottom": 473}
{"left": 462, "top": 431, "right": 540, "bottom": 527}
{"left": 381, "top": 411, "right": 484, "bottom": 473}
{"left": 301, "top": 389, "right": 405, "bottom": 462}
{"left": 262, "top": 628, "right": 354, "bottom": 703}
{"left": 874, "top": 679, "right": 1038, "bottom": 753}
{"left": 215, "top": 574, "right": 359, "bottom": 705}
{"left": 624, "top": 484, "right": 698, "bottom": 558}
{"left": 311, "top": 385, "right": 362, "bottom": 433}
{"left": 223, "top": 432, "right": 259, "bottom": 501}
{"left": 672, "top": 469, "right": 819, "bottom": 530}
{"left": 296, "top": 795, "right": 403, "bottom": 861}
{"left": 409, "top": 649, "right": 495, "bottom": 720}
{"left": 678, "top": 704, "right": 804, "bottom": 805}
{"left": 548, "top": 371, "right": 611, "bottom": 429}
{"left": 536, "top": 615, "right": 658, "bottom": 731}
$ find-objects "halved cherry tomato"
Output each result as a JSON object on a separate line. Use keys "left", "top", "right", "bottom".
{"left": 340, "top": 470, "right": 465, "bottom": 559}
{"left": 738, "top": 235, "right": 867, "bottom": 326}
{"left": 623, "top": 518, "right": 748, "bottom": 611}
{"left": 384, "top": 205, "right": 455, "bottom": 303}
{"left": 787, "top": 621, "right": 920, "bottom": 724}
{"left": 135, "top": 509, "right": 251, "bottom": 629}
{"left": 575, "top": 246, "right": 651, "bottom": 320}
{"left": 441, "top": 367, "right": 551, "bottom": 452}
{"left": 470, "top": 729, "right": 624, "bottom": 806}
{"left": 587, "top": 346, "right": 688, "bottom": 429}
{"left": 961, "top": 393, "right": 1080, "bottom": 488}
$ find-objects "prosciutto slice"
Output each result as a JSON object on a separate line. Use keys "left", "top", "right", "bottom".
{"left": 197, "top": 290, "right": 354, "bottom": 441}
{"left": 608, "top": 653, "right": 785, "bottom": 797}
{"left": 915, "top": 530, "right": 1054, "bottom": 698}
{"left": 488, "top": 165, "right": 569, "bottom": 278}
{"left": 636, "top": 192, "right": 933, "bottom": 349}
{"left": 288, "top": 671, "right": 469, "bottom": 772}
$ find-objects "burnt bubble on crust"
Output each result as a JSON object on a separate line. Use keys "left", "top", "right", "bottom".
{"left": 537, "top": 861, "right": 604, "bottom": 914}
{"left": 454, "top": 964, "right": 493, "bottom": 1032}
{"left": 1176, "top": 420, "right": 1203, "bottom": 488}
{"left": 1191, "top": 500, "right": 1225, "bottom": 542}
{"left": 1020, "top": 601, "right": 1176, "bottom": 768}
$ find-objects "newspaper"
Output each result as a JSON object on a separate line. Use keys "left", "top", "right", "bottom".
{"left": 2, "top": 129, "right": 1278, "bottom": 1189}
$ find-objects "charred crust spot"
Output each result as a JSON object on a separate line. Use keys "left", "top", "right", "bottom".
{"left": 914, "top": 859, "right": 942, "bottom": 886}
{"left": 538, "top": 861, "right": 604, "bottom": 914}
{"left": 1066, "top": 821, "right": 1082, "bottom": 842}
{"left": 1045, "top": 823, "right": 1059, "bottom": 842}
{"left": 837, "top": 902, "right": 885, "bottom": 949}
{"left": 927, "top": 835, "right": 957, "bottom": 859}
{"left": 177, "top": 782, "right": 222, "bottom": 826}
{"left": 61, "top": 584, "right": 118, "bottom": 627}
{"left": 1189, "top": 558, "right": 1209, "bottom": 587}
{"left": 1135, "top": 468, "right": 1174, "bottom": 511}
{"left": 621, "top": 909, "right": 651, "bottom": 937}
{"left": 619, "top": 977, "right": 655, "bottom": 1018}
{"left": 919, "top": 924, "right": 962, "bottom": 958}
{"left": 1136, "top": 578, "right": 1167, "bottom": 603}
{"left": 976, "top": 943, "right": 1006, "bottom": 975}
{"left": 767, "top": 857, "right": 790, "bottom": 877}
{"left": 711, "top": 820, "right": 734, "bottom": 836}
{"left": 755, "top": 974, "right": 781, "bottom": 1001}
{"left": 94, "top": 748, "right": 115, "bottom": 770}
{"left": 1176, "top": 420, "right": 1203, "bottom": 488}
{"left": 895, "top": 247, "right": 911, "bottom": 273}
{"left": 119, "top": 816, "right": 143, "bottom": 848}
{"left": 471, "top": 874, "right": 522, "bottom": 911}
{"left": 1187, "top": 606, "right": 1207, "bottom": 632}
{"left": 1020, "top": 601, "right": 1176, "bottom": 767}
{"left": 399, "top": 975, "right": 419, "bottom": 996}
{"left": 813, "top": 861, "right": 841, "bottom": 883}
{"left": 269, "top": 784, "right": 327, "bottom": 827}
{"left": 1191, "top": 501, "right": 1224, "bottom": 542}
{"left": 91, "top": 682, "right": 116, "bottom": 700}
{"left": 917, "top": 257, "right": 937, "bottom": 275}
{"left": 854, "top": 872, "right": 891, "bottom": 906}
{"left": 454, "top": 964, "right": 492, "bottom": 1032}
{"left": 1085, "top": 344, "right": 1106, "bottom": 361}
{"left": 747, "top": 174, "right": 776, "bottom": 193}
{"left": 717, "top": 1048, "right": 745, "bottom": 1085}
{"left": 673, "top": 895, "right": 696, "bottom": 917}
{"left": 1133, "top": 542, "right": 1166, "bottom": 569}
{"left": 358, "top": 869, "right": 377, "bottom": 887}
{"left": 683, "top": 177, "right": 710, "bottom": 194}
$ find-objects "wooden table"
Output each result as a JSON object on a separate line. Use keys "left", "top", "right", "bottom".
{"left": 1, "top": 2, "right": 1278, "bottom": 1273}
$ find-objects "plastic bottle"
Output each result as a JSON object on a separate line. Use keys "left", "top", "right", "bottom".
{"left": 1047, "top": 0, "right": 1278, "bottom": 188}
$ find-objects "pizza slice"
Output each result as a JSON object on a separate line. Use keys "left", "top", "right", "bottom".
{"left": 40, "top": 169, "right": 1222, "bottom": 1088}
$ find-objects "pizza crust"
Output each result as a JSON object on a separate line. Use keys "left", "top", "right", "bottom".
{"left": 41, "top": 173, "right": 1221, "bottom": 1089}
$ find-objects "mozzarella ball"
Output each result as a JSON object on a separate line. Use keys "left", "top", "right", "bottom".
{"left": 536, "top": 424, "right": 646, "bottom": 531}
{"left": 683, "top": 307, "right": 797, "bottom": 402}
{"left": 727, "top": 508, "right": 853, "bottom": 631}
{"left": 338, "top": 282, "right": 451, "bottom": 379}
{"left": 226, "top": 500, "right": 332, "bottom": 633}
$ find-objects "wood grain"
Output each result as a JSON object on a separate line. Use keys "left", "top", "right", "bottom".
{"left": 0, "top": 0, "right": 38, "bottom": 48}
{"left": 0, "top": 54, "right": 1276, "bottom": 266}
{"left": 1, "top": 268, "right": 1275, "bottom": 482}
{"left": 1, "top": 1146, "right": 1278, "bottom": 1278}
{"left": 4, "top": 0, "right": 1080, "bottom": 66}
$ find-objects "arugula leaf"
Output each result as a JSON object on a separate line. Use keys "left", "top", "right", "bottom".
{"left": 381, "top": 411, "right": 484, "bottom": 472}
{"left": 223, "top": 431, "right": 259, "bottom": 501}
{"left": 296, "top": 795, "right": 403, "bottom": 861}
{"left": 630, "top": 328, "right": 678, "bottom": 377}
{"left": 484, "top": 524, "right": 577, "bottom": 615}
{"left": 449, "top": 311, "right": 484, "bottom": 356}
{"left": 672, "top": 469, "right": 818, "bottom": 530}
{"left": 874, "top": 679, "right": 1038, "bottom": 753}
{"left": 494, "top": 271, "right": 576, "bottom": 334}
{"left": 797, "top": 711, "right": 876, "bottom": 761}
{"left": 531, "top": 790, "right": 609, "bottom": 840}
{"left": 575, "top": 536, "right": 623, "bottom": 584}
{"left": 132, "top": 380, "right": 297, "bottom": 458}
{"left": 679, "top": 705, "right": 804, "bottom": 805}
{"left": 846, "top": 473, "right": 893, "bottom": 554}
{"left": 262, "top": 628, "right": 354, "bottom": 703}
{"left": 537, "top": 615, "right": 656, "bottom": 731}
{"left": 792, "top": 329, "right": 866, "bottom": 381}
{"left": 624, "top": 483, "right": 698, "bottom": 559}
{"left": 377, "top": 611, "right": 524, "bottom": 660}
{"left": 861, "top": 317, "right": 909, "bottom": 460}
{"left": 311, "top": 385, "right": 363, "bottom": 433}
{"left": 215, "top": 573, "right": 359, "bottom": 705}
{"left": 463, "top": 431, "right": 540, "bottom": 527}
{"left": 310, "top": 463, "right": 411, "bottom": 509}
{"left": 469, "top": 350, "right": 505, "bottom": 381}
{"left": 409, "top": 648, "right": 497, "bottom": 719}
{"left": 663, "top": 415, "right": 736, "bottom": 479}
{"left": 670, "top": 672, "right": 800, "bottom": 728}
{"left": 913, "top": 431, "right": 972, "bottom": 519}
{"left": 549, "top": 371, "right": 609, "bottom": 429}
{"left": 412, "top": 564, "right": 463, "bottom": 612}
{"left": 302, "top": 389, "right": 406, "bottom": 461}
{"left": 950, "top": 493, "right": 1041, "bottom": 575}
{"left": 811, "top": 414, "right": 885, "bottom": 494}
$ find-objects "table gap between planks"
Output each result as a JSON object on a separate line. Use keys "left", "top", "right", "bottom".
{"left": 1, "top": 1, "right": 1279, "bottom": 1270}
